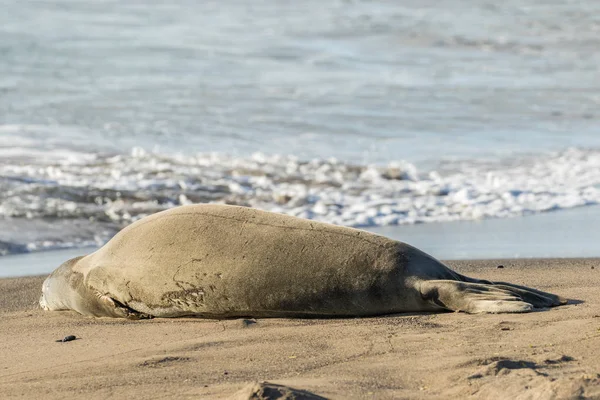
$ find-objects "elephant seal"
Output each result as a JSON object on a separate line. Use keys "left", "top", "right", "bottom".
{"left": 40, "top": 204, "right": 566, "bottom": 318}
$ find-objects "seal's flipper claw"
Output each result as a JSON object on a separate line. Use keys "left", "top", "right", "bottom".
{"left": 419, "top": 280, "right": 534, "bottom": 314}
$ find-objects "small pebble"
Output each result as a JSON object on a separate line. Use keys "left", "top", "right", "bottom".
{"left": 241, "top": 319, "right": 257, "bottom": 327}
{"left": 56, "top": 335, "right": 77, "bottom": 343}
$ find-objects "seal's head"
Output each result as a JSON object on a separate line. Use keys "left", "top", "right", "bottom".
{"left": 40, "top": 255, "right": 149, "bottom": 318}
{"left": 40, "top": 256, "right": 86, "bottom": 312}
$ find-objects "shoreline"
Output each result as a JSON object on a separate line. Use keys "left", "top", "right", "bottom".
{"left": 1, "top": 258, "right": 599, "bottom": 399}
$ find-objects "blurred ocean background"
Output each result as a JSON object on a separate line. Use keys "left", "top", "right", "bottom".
{"left": 1, "top": 1, "right": 600, "bottom": 276}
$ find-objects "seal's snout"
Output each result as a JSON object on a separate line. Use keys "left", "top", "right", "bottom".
{"left": 39, "top": 294, "right": 50, "bottom": 310}
{"left": 40, "top": 255, "right": 86, "bottom": 312}
{"left": 39, "top": 276, "right": 51, "bottom": 310}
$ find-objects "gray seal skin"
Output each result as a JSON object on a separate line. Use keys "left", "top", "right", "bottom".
{"left": 40, "top": 204, "right": 567, "bottom": 319}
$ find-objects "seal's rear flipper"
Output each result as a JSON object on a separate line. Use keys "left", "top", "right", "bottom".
{"left": 488, "top": 281, "right": 567, "bottom": 306}
{"left": 451, "top": 273, "right": 567, "bottom": 306}
{"left": 419, "top": 280, "right": 539, "bottom": 314}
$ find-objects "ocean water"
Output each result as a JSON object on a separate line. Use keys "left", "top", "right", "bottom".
{"left": 1, "top": 1, "right": 600, "bottom": 259}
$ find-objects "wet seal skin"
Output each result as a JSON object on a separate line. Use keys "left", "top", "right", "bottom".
{"left": 40, "top": 204, "right": 567, "bottom": 319}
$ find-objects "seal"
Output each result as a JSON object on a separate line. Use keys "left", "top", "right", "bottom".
{"left": 40, "top": 204, "right": 566, "bottom": 318}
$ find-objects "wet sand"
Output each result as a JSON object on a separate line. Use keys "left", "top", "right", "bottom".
{"left": 1, "top": 258, "right": 599, "bottom": 399}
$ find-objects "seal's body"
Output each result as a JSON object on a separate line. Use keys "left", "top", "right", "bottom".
{"left": 40, "top": 205, "right": 566, "bottom": 318}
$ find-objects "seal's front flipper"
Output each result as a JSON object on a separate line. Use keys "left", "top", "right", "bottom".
{"left": 419, "top": 280, "right": 534, "bottom": 314}
{"left": 96, "top": 294, "right": 153, "bottom": 319}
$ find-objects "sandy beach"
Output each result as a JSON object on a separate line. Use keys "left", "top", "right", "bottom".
{"left": 1, "top": 258, "right": 598, "bottom": 399}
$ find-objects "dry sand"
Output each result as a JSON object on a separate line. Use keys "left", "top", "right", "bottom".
{"left": 1, "top": 258, "right": 599, "bottom": 399}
